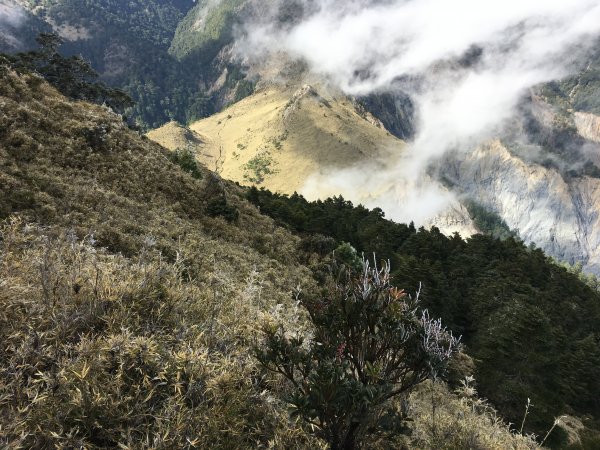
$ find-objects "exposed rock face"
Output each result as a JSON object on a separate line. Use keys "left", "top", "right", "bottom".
{"left": 575, "top": 111, "right": 600, "bottom": 143}
{"left": 426, "top": 202, "right": 478, "bottom": 238}
{"left": 356, "top": 91, "right": 415, "bottom": 140}
{"left": 442, "top": 140, "right": 600, "bottom": 273}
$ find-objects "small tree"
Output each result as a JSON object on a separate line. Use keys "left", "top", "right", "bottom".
{"left": 256, "top": 258, "right": 459, "bottom": 450}
{"left": 168, "top": 147, "right": 203, "bottom": 180}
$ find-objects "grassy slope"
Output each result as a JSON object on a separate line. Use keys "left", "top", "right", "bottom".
{"left": 149, "top": 84, "right": 403, "bottom": 195}
{"left": 0, "top": 66, "right": 319, "bottom": 448}
{"left": 0, "top": 68, "right": 543, "bottom": 448}
{"left": 146, "top": 120, "right": 206, "bottom": 155}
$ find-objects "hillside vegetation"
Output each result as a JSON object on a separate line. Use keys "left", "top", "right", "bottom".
{"left": 0, "top": 64, "right": 547, "bottom": 448}
{"left": 247, "top": 188, "right": 600, "bottom": 447}
{"left": 169, "top": 0, "right": 245, "bottom": 62}
{"left": 540, "top": 47, "right": 600, "bottom": 116}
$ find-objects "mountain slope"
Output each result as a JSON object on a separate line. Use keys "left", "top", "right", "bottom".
{"left": 149, "top": 77, "right": 600, "bottom": 272}
{"left": 0, "top": 62, "right": 319, "bottom": 448}
{"left": 0, "top": 62, "right": 548, "bottom": 450}
{"left": 246, "top": 186, "right": 600, "bottom": 447}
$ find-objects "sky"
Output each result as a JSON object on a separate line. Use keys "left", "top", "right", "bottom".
{"left": 238, "top": 0, "right": 600, "bottom": 224}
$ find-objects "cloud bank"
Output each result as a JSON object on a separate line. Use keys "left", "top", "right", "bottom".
{"left": 237, "top": 0, "right": 600, "bottom": 225}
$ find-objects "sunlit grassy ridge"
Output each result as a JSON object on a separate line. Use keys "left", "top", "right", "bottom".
{"left": 150, "top": 84, "right": 402, "bottom": 195}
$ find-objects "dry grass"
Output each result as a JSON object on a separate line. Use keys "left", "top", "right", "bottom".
{"left": 0, "top": 219, "right": 319, "bottom": 449}
{"left": 0, "top": 67, "right": 319, "bottom": 448}
{"left": 146, "top": 121, "right": 206, "bottom": 155}
{"left": 0, "top": 220, "right": 539, "bottom": 449}
{"left": 404, "top": 380, "right": 539, "bottom": 450}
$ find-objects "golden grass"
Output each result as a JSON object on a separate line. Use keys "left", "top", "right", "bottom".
{"left": 146, "top": 121, "right": 207, "bottom": 155}
{"left": 405, "top": 380, "right": 539, "bottom": 450}
{"left": 149, "top": 84, "right": 404, "bottom": 196}
{"left": 0, "top": 218, "right": 318, "bottom": 449}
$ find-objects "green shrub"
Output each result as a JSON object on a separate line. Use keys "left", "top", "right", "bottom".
{"left": 243, "top": 151, "right": 277, "bottom": 184}
{"left": 465, "top": 199, "right": 517, "bottom": 239}
{"left": 256, "top": 258, "right": 459, "bottom": 450}
{"left": 299, "top": 234, "right": 337, "bottom": 256}
{"left": 333, "top": 242, "right": 363, "bottom": 271}
{"left": 6, "top": 33, "right": 133, "bottom": 113}
{"left": 168, "top": 147, "right": 203, "bottom": 180}
{"left": 205, "top": 196, "right": 239, "bottom": 223}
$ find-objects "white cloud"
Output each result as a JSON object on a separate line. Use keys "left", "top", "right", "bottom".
{"left": 0, "top": 0, "right": 28, "bottom": 48}
{"left": 0, "top": 1, "right": 26, "bottom": 27}
{"left": 238, "top": 0, "right": 600, "bottom": 226}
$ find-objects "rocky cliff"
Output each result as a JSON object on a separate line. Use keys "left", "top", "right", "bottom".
{"left": 442, "top": 140, "right": 600, "bottom": 272}
{"left": 575, "top": 111, "right": 600, "bottom": 143}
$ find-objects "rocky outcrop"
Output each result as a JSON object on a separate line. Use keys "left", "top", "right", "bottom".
{"left": 426, "top": 203, "right": 478, "bottom": 237}
{"left": 574, "top": 111, "right": 600, "bottom": 143}
{"left": 283, "top": 84, "right": 322, "bottom": 121}
{"left": 442, "top": 140, "right": 600, "bottom": 273}
{"left": 356, "top": 91, "right": 415, "bottom": 140}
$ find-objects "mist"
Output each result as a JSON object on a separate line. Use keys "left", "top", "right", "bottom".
{"left": 0, "top": 0, "right": 27, "bottom": 49}
{"left": 237, "top": 0, "right": 600, "bottom": 225}
{"left": 0, "top": 1, "right": 25, "bottom": 25}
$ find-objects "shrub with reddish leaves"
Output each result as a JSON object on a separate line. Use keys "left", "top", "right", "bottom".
{"left": 256, "top": 258, "right": 460, "bottom": 450}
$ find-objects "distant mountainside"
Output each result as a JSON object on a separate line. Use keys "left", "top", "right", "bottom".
{"left": 1, "top": 0, "right": 254, "bottom": 128}
{"left": 3, "top": 0, "right": 419, "bottom": 132}
{"left": 151, "top": 84, "right": 401, "bottom": 193}
{"left": 148, "top": 82, "right": 477, "bottom": 236}
{"left": 0, "top": 0, "right": 51, "bottom": 51}
{"left": 129, "top": 1, "right": 600, "bottom": 274}
{"left": 542, "top": 48, "right": 600, "bottom": 116}
{"left": 169, "top": 0, "right": 245, "bottom": 62}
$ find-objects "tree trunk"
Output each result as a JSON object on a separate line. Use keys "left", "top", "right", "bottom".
{"left": 341, "top": 422, "right": 360, "bottom": 450}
